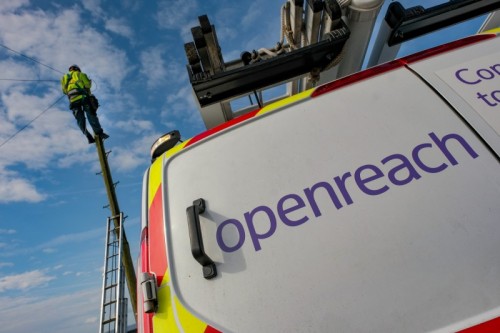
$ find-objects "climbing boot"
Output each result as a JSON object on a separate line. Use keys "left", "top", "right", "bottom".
{"left": 86, "top": 133, "right": 95, "bottom": 144}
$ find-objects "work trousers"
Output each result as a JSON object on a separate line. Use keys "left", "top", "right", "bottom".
{"left": 70, "top": 97, "right": 103, "bottom": 136}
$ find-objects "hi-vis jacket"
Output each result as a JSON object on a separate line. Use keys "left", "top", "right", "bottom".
{"left": 61, "top": 70, "right": 91, "bottom": 103}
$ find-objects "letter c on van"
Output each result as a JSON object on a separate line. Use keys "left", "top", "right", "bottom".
{"left": 455, "top": 68, "right": 481, "bottom": 85}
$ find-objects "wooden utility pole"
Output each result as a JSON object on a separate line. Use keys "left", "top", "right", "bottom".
{"left": 95, "top": 135, "right": 138, "bottom": 323}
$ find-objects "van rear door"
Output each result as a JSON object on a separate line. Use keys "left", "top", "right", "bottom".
{"left": 406, "top": 34, "right": 500, "bottom": 154}
{"left": 161, "top": 48, "right": 500, "bottom": 332}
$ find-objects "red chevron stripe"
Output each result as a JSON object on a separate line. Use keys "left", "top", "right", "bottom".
{"left": 458, "top": 316, "right": 500, "bottom": 333}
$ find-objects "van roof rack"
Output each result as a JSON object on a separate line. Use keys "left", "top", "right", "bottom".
{"left": 184, "top": 0, "right": 500, "bottom": 130}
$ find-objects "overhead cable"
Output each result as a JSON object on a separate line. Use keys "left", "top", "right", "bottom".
{"left": 0, "top": 43, "right": 65, "bottom": 75}
{"left": 0, "top": 94, "right": 66, "bottom": 149}
{"left": 0, "top": 78, "right": 59, "bottom": 82}
{"left": 0, "top": 42, "right": 69, "bottom": 149}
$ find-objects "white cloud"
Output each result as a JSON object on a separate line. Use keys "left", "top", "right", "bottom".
{"left": 105, "top": 17, "right": 134, "bottom": 39}
{"left": 3, "top": 89, "right": 59, "bottom": 123}
{"left": 156, "top": 0, "right": 198, "bottom": 30}
{"left": 241, "top": 1, "right": 262, "bottom": 27}
{"left": 162, "top": 84, "right": 201, "bottom": 127}
{"left": 38, "top": 227, "right": 102, "bottom": 249}
{"left": 0, "top": 3, "right": 135, "bottom": 203}
{"left": 0, "top": 90, "right": 93, "bottom": 203}
{"left": 0, "top": 270, "right": 55, "bottom": 292}
{"left": 111, "top": 149, "right": 145, "bottom": 171}
{"left": 211, "top": 6, "right": 238, "bottom": 41}
{"left": 139, "top": 46, "right": 186, "bottom": 91}
{"left": 0, "top": 170, "right": 45, "bottom": 203}
{"left": 139, "top": 47, "right": 168, "bottom": 88}
{"left": 0, "top": 262, "right": 14, "bottom": 268}
{"left": 115, "top": 118, "right": 154, "bottom": 134}
{"left": 0, "top": 5, "right": 130, "bottom": 91}
{"left": 0, "top": 91, "right": 93, "bottom": 168}
{"left": 0, "top": 288, "right": 101, "bottom": 333}
{"left": 0, "top": 229, "right": 16, "bottom": 235}
{"left": 81, "top": 0, "right": 104, "bottom": 19}
{"left": 0, "top": 0, "right": 29, "bottom": 13}
{"left": 0, "top": 60, "right": 36, "bottom": 92}
{"left": 0, "top": 227, "right": 105, "bottom": 259}
{"left": 111, "top": 133, "right": 160, "bottom": 172}
{"left": 80, "top": 1, "right": 135, "bottom": 41}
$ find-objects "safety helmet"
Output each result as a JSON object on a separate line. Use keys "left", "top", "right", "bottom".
{"left": 69, "top": 64, "right": 81, "bottom": 71}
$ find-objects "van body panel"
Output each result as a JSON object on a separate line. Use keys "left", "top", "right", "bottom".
{"left": 160, "top": 66, "right": 500, "bottom": 332}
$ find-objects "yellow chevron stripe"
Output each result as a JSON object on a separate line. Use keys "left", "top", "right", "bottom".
{"left": 175, "top": 296, "right": 208, "bottom": 332}
{"left": 257, "top": 89, "right": 313, "bottom": 116}
{"left": 148, "top": 157, "right": 163, "bottom": 208}
{"left": 152, "top": 285, "right": 178, "bottom": 331}
{"left": 482, "top": 27, "right": 500, "bottom": 34}
{"left": 153, "top": 269, "right": 210, "bottom": 332}
{"left": 166, "top": 139, "right": 190, "bottom": 158}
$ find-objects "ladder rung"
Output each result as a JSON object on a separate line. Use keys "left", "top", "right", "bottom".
{"left": 105, "top": 283, "right": 118, "bottom": 290}
{"left": 104, "top": 300, "right": 117, "bottom": 307}
{"left": 102, "top": 318, "right": 116, "bottom": 325}
{"left": 106, "top": 268, "right": 118, "bottom": 273}
{"left": 100, "top": 216, "right": 126, "bottom": 330}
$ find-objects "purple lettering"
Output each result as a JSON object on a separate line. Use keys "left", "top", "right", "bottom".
{"left": 354, "top": 164, "right": 389, "bottom": 195}
{"left": 492, "top": 90, "right": 500, "bottom": 104}
{"left": 412, "top": 143, "right": 448, "bottom": 173}
{"left": 429, "top": 132, "right": 479, "bottom": 166}
{"left": 216, "top": 219, "right": 246, "bottom": 252}
{"left": 455, "top": 68, "right": 481, "bottom": 85}
{"left": 477, "top": 91, "right": 498, "bottom": 106}
{"left": 381, "top": 153, "right": 421, "bottom": 186}
{"left": 277, "top": 194, "right": 309, "bottom": 227}
{"left": 214, "top": 131, "right": 483, "bottom": 254}
{"left": 244, "top": 206, "right": 277, "bottom": 251}
{"left": 304, "top": 181, "right": 343, "bottom": 217}
{"left": 477, "top": 68, "right": 495, "bottom": 80}
{"left": 334, "top": 172, "right": 353, "bottom": 205}
{"left": 491, "top": 64, "right": 500, "bottom": 75}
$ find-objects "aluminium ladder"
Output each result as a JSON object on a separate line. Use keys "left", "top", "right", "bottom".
{"left": 99, "top": 213, "right": 128, "bottom": 333}
{"left": 94, "top": 135, "right": 137, "bottom": 321}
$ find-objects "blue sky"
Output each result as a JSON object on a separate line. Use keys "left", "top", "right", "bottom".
{"left": 0, "top": 0, "right": 489, "bottom": 332}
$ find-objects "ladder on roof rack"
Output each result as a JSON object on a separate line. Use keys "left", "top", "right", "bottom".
{"left": 99, "top": 213, "right": 128, "bottom": 333}
{"left": 186, "top": 0, "right": 500, "bottom": 131}
{"left": 184, "top": 0, "right": 382, "bottom": 130}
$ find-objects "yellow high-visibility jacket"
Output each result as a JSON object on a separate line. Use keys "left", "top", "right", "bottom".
{"left": 61, "top": 70, "right": 92, "bottom": 102}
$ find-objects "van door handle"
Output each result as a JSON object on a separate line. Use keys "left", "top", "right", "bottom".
{"left": 186, "top": 198, "right": 217, "bottom": 279}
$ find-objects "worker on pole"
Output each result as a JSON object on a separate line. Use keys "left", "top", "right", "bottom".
{"left": 61, "top": 64, "right": 109, "bottom": 144}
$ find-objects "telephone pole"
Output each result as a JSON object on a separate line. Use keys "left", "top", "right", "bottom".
{"left": 95, "top": 135, "right": 137, "bottom": 323}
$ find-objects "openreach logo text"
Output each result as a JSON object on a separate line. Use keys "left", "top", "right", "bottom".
{"left": 216, "top": 132, "right": 479, "bottom": 253}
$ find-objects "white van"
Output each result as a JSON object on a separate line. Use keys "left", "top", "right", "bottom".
{"left": 137, "top": 32, "right": 500, "bottom": 333}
